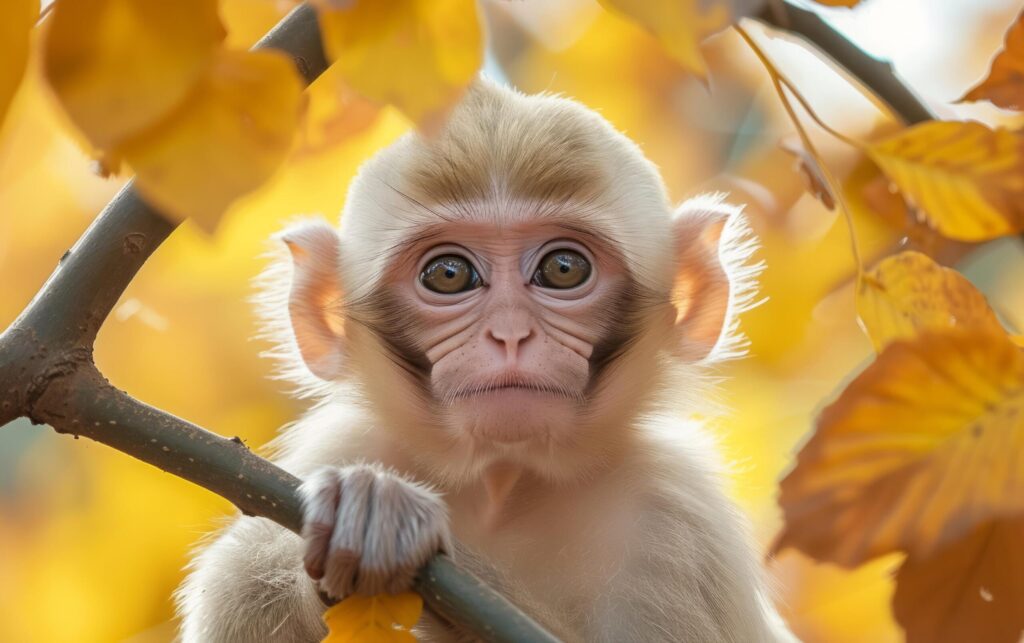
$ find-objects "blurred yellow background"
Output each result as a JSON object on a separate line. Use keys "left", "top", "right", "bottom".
{"left": 1, "top": 1, "right": 1023, "bottom": 641}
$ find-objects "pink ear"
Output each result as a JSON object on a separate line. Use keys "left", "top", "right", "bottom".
{"left": 281, "top": 220, "right": 346, "bottom": 381}
{"left": 670, "top": 203, "right": 733, "bottom": 362}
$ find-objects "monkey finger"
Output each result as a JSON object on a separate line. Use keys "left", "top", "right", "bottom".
{"left": 354, "top": 562, "right": 417, "bottom": 597}
{"left": 321, "top": 547, "right": 362, "bottom": 600}
{"left": 354, "top": 474, "right": 421, "bottom": 596}
{"left": 315, "top": 465, "right": 375, "bottom": 596}
{"left": 299, "top": 467, "right": 342, "bottom": 580}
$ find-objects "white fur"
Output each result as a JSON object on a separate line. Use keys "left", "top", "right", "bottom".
{"left": 175, "top": 79, "right": 793, "bottom": 642}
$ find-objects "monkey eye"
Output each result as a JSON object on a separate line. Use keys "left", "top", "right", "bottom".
{"left": 420, "top": 254, "right": 482, "bottom": 294}
{"left": 532, "top": 249, "right": 592, "bottom": 289}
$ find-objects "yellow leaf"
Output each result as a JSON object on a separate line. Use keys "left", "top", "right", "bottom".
{"left": 893, "top": 517, "right": 1024, "bottom": 643}
{"left": 314, "top": 0, "right": 482, "bottom": 133}
{"left": 296, "top": 63, "right": 383, "bottom": 156}
{"left": 857, "top": 251, "right": 1006, "bottom": 351}
{"left": 120, "top": 49, "right": 302, "bottom": 231}
{"left": 810, "top": 0, "right": 861, "bottom": 6}
{"left": 42, "top": 0, "right": 226, "bottom": 150}
{"left": 774, "top": 328, "right": 1024, "bottom": 565}
{"left": 0, "top": 0, "right": 38, "bottom": 128}
{"left": 597, "top": 0, "right": 731, "bottom": 78}
{"left": 866, "top": 121, "right": 1024, "bottom": 241}
{"left": 322, "top": 593, "right": 422, "bottom": 643}
{"left": 960, "top": 10, "right": 1024, "bottom": 111}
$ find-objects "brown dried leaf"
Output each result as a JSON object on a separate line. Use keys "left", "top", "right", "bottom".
{"left": 960, "top": 11, "right": 1024, "bottom": 110}
{"left": 860, "top": 170, "right": 908, "bottom": 227}
{"left": 780, "top": 135, "right": 835, "bottom": 210}
{"left": 893, "top": 516, "right": 1024, "bottom": 643}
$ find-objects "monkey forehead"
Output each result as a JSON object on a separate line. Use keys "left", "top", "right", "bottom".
{"left": 338, "top": 78, "right": 676, "bottom": 293}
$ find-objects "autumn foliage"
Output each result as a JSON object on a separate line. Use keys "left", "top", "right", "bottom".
{"left": 1, "top": 0, "right": 1023, "bottom": 642}
{"left": 322, "top": 593, "right": 423, "bottom": 643}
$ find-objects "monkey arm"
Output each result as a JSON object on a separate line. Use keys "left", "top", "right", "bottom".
{"left": 176, "top": 517, "right": 327, "bottom": 643}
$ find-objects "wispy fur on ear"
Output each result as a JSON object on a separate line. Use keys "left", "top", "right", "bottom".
{"left": 252, "top": 217, "right": 343, "bottom": 400}
{"left": 674, "top": 193, "right": 765, "bottom": 366}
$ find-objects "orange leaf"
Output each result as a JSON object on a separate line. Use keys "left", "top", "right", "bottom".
{"left": 960, "top": 11, "right": 1024, "bottom": 110}
{"left": 41, "top": 0, "right": 226, "bottom": 150}
{"left": 322, "top": 593, "right": 423, "bottom": 643}
{"left": 843, "top": 156, "right": 910, "bottom": 229}
{"left": 857, "top": 251, "right": 1006, "bottom": 351}
{"left": 866, "top": 121, "right": 1024, "bottom": 241}
{"left": 0, "top": 0, "right": 38, "bottom": 128}
{"left": 597, "top": 0, "right": 732, "bottom": 79}
{"left": 314, "top": 0, "right": 482, "bottom": 133}
{"left": 774, "top": 329, "right": 1024, "bottom": 566}
{"left": 120, "top": 49, "right": 303, "bottom": 231}
{"left": 893, "top": 516, "right": 1024, "bottom": 643}
{"left": 810, "top": 0, "right": 861, "bottom": 6}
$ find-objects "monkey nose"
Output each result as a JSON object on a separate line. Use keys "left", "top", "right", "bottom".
{"left": 486, "top": 325, "right": 535, "bottom": 362}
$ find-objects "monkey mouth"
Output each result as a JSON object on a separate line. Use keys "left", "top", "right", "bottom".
{"left": 447, "top": 375, "right": 583, "bottom": 402}
{"left": 462, "top": 384, "right": 561, "bottom": 397}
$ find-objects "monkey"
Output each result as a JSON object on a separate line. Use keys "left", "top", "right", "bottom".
{"left": 175, "top": 78, "right": 795, "bottom": 642}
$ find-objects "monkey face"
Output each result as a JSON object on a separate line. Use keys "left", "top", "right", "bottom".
{"left": 387, "top": 220, "right": 635, "bottom": 445}
{"left": 275, "top": 80, "right": 750, "bottom": 481}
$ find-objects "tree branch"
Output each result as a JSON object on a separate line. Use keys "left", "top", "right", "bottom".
{"left": 0, "top": 2, "right": 939, "bottom": 640}
{"left": 756, "top": 0, "right": 936, "bottom": 125}
{"left": 0, "top": 4, "right": 557, "bottom": 642}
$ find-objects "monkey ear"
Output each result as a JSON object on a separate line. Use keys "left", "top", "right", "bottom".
{"left": 280, "top": 220, "right": 347, "bottom": 381}
{"left": 669, "top": 200, "right": 738, "bottom": 362}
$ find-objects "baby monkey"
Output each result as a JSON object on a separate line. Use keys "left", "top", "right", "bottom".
{"left": 177, "top": 79, "right": 793, "bottom": 642}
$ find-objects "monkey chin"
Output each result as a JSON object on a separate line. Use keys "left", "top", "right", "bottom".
{"left": 449, "top": 388, "right": 578, "bottom": 445}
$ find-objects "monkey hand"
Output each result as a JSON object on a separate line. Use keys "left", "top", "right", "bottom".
{"left": 299, "top": 464, "right": 450, "bottom": 600}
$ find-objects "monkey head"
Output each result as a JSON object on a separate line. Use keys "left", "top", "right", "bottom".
{"left": 269, "top": 79, "right": 757, "bottom": 484}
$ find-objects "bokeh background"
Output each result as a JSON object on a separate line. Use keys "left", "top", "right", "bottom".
{"left": 2, "top": 0, "right": 1023, "bottom": 641}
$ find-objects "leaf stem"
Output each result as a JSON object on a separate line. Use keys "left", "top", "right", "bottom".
{"left": 734, "top": 23, "right": 864, "bottom": 278}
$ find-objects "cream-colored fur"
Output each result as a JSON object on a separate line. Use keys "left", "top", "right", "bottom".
{"left": 175, "top": 79, "right": 793, "bottom": 642}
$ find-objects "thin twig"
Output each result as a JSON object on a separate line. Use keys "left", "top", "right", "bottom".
{"left": 735, "top": 23, "right": 864, "bottom": 278}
